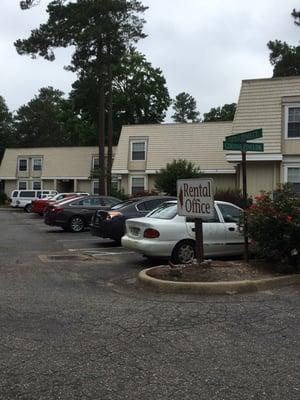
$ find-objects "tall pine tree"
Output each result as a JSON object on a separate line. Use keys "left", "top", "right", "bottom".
{"left": 16, "top": 0, "right": 148, "bottom": 194}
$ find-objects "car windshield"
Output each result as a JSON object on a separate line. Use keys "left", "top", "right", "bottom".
{"left": 146, "top": 202, "right": 177, "bottom": 219}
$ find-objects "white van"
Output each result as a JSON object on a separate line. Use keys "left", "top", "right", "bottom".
{"left": 10, "top": 190, "right": 58, "bottom": 212}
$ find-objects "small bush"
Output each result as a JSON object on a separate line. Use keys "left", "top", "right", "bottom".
{"left": 129, "top": 190, "right": 158, "bottom": 198}
{"left": 244, "top": 185, "right": 300, "bottom": 271}
{"left": 214, "top": 188, "right": 252, "bottom": 209}
{"left": 0, "top": 191, "right": 8, "bottom": 205}
{"left": 111, "top": 188, "right": 129, "bottom": 201}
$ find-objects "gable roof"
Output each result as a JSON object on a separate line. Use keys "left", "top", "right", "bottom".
{"left": 113, "top": 122, "right": 235, "bottom": 173}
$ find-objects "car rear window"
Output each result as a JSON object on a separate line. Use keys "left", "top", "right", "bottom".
{"left": 146, "top": 202, "right": 177, "bottom": 219}
{"left": 111, "top": 200, "right": 136, "bottom": 210}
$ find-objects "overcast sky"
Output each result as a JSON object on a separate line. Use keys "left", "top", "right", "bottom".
{"left": 1, "top": 0, "right": 300, "bottom": 120}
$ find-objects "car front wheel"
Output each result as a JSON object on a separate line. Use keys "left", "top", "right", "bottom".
{"left": 171, "top": 240, "right": 195, "bottom": 264}
{"left": 69, "top": 216, "right": 85, "bottom": 233}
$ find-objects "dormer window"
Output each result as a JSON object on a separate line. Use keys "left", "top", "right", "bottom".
{"left": 32, "top": 158, "right": 42, "bottom": 171}
{"left": 18, "top": 158, "right": 28, "bottom": 172}
{"left": 285, "top": 105, "right": 300, "bottom": 138}
{"left": 131, "top": 140, "right": 146, "bottom": 161}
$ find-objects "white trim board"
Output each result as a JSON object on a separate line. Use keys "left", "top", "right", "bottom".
{"left": 226, "top": 154, "right": 283, "bottom": 162}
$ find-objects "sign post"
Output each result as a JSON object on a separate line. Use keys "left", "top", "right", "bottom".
{"left": 223, "top": 128, "right": 264, "bottom": 262}
{"left": 177, "top": 178, "right": 214, "bottom": 265}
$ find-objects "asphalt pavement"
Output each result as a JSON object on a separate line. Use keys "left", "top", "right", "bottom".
{"left": 0, "top": 210, "right": 299, "bottom": 399}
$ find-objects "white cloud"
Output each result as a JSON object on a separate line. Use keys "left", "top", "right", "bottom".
{"left": 1, "top": 0, "right": 300, "bottom": 119}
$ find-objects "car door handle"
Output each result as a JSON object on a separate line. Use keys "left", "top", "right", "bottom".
{"left": 228, "top": 227, "right": 235, "bottom": 231}
{"left": 192, "top": 228, "right": 195, "bottom": 232}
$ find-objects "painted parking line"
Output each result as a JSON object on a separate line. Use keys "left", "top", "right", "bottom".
{"left": 57, "top": 238, "right": 103, "bottom": 242}
{"left": 68, "top": 248, "right": 135, "bottom": 256}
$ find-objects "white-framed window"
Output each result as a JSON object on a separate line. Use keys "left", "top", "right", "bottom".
{"left": 18, "top": 181, "right": 28, "bottom": 190}
{"left": 32, "top": 181, "right": 42, "bottom": 190}
{"left": 285, "top": 105, "right": 300, "bottom": 139}
{"left": 92, "top": 156, "right": 99, "bottom": 170}
{"left": 18, "top": 158, "right": 28, "bottom": 172}
{"left": 130, "top": 176, "right": 146, "bottom": 195}
{"left": 92, "top": 180, "right": 99, "bottom": 195}
{"left": 32, "top": 158, "right": 42, "bottom": 171}
{"left": 285, "top": 166, "right": 300, "bottom": 193}
{"left": 131, "top": 140, "right": 146, "bottom": 161}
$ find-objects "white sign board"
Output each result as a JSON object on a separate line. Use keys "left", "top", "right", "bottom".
{"left": 177, "top": 178, "right": 214, "bottom": 218}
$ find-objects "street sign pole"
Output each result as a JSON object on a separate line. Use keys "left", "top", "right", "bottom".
{"left": 195, "top": 218, "right": 204, "bottom": 264}
{"left": 241, "top": 151, "right": 249, "bottom": 263}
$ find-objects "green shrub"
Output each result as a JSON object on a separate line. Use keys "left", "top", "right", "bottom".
{"left": 0, "top": 191, "right": 8, "bottom": 205}
{"left": 244, "top": 185, "right": 300, "bottom": 271}
{"left": 111, "top": 188, "right": 129, "bottom": 201}
{"left": 214, "top": 188, "right": 252, "bottom": 209}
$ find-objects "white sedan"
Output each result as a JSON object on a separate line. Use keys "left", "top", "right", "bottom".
{"left": 121, "top": 200, "right": 244, "bottom": 263}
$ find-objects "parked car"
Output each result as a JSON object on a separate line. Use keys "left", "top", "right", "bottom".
{"left": 121, "top": 200, "right": 244, "bottom": 263}
{"left": 32, "top": 192, "right": 89, "bottom": 215}
{"left": 44, "top": 195, "right": 121, "bottom": 232}
{"left": 10, "top": 189, "right": 58, "bottom": 212}
{"left": 90, "top": 196, "right": 176, "bottom": 244}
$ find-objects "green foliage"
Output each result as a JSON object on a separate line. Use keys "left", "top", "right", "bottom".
{"left": 203, "top": 103, "right": 236, "bottom": 122}
{"left": 244, "top": 185, "right": 300, "bottom": 270}
{"left": 12, "top": 87, "right": 94, "bottom": 147}
{"left": 71, "top": 50, "right": 171, "bottom": 143}
{"left": 171, "top": 92, "right": 200, "bottom": 123}
{"left": 0, "top": 95, "right": 14, "bottom": 147}
{"left": 267, "top": 9, "right": 300, "bottom": 77}
{"left": 112, "top": 50, "right": 171, "bottom": 126}
{"left": 214, "top": 188, "right": 252, "bottom": 209}
{"left": 111, "top": 188, "right": 128, "bottom": 201}
{"left": 129, "top": 190, "right": 158, "bottom": 198}
{"left": 154, "top": 159, "right": 201, "bottom": 196}
{"left": 267, "top": 40, "right": 300, "bottom": 77}
{"left": 0, "top": 191, "right": 8, "bottom": 205}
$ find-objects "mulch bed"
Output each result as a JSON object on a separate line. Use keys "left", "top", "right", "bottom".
{"left": 147, "top": 260, "right": 284, "bottom": 282}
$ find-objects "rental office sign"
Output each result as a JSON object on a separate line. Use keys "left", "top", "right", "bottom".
{"left": 177, "top": 178, "right": 214, "bottom": 218}
{"left": 177, "top": 178, "right": 214, "bottom": 264}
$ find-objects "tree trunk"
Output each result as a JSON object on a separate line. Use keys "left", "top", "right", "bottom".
{"left": 107, "top": 63, "right": 113, "bottom": 195}
{"left": 98, "top": 67, "right": 106, "bottom": 195}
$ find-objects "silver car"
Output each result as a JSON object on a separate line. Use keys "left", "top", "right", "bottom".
{"left": 122, "top": 200, "right": 244, "bottom": 263}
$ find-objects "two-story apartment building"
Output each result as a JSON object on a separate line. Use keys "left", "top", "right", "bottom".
{"left": 112, "top": 76, "right": 300, "bottom": 197}
{"left": 0, "top": 146, "right": 116, "bottom": 197}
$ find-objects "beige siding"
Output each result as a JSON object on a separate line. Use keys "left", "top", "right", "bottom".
{"left": 238, "top": 162, "right": 280, "bottom": 198}
{"left": 283, "top": 140, "right": 300, "bottom": 155}
{"left": 120, "top": 175, "right": 129, "bottom": 194}
{"left": 0, "top": 146, "right": 116, "bottom": 196}
{"left": 42, "top": 180, "right": 55, "bottom": 190}
{"left": 148, "top": 173, "right": 236, "bottom": 195}
{"left": 128, "top": 161, "right": 147, "bottom": 171}
{"left": 0, "top": 146, "right": 116, "bottom": 179}
{"left": 77, "top": 180, "right": 91, "bottom": 193}
{"left": 113, "top": 122, "right": 235, "bottom": 172}
{"left": 5, "top": 181, "right": 16, "bottom": 197}
{"left": 148, "top": 175, "right": 157, "bottom": 192}
{"left": 232, "top": 76, "right": 300, "bottom": 154}
{"left": 208, "top": 174, "right": 236, "bottom": 192}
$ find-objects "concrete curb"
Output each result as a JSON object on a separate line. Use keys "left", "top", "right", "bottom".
{"left": 138, "top": 267, "right": 300, "bottom": 295}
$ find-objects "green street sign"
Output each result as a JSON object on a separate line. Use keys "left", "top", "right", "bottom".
{"left": 225, "top": 128, "right": 263, "bottom": 143}
{"left": 223, "top": 141, "right": 264, "bottom": 152}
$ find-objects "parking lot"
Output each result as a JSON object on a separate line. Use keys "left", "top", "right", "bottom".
{"left": 0, "top": 210, "right": 299, "bottom": 400}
